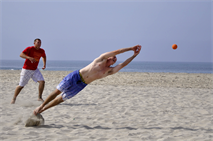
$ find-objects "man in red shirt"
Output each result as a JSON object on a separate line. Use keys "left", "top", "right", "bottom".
{"left": 11, "top": 38, "right": 46, "bottom": 104}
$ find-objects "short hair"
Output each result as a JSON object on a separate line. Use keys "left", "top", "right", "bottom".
{"left": 34, "top": 38, "right": 41, "bottom": 43}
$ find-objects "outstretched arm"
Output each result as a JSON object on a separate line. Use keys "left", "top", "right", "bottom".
{"left": 99, "top": 46, "right": 135, "bottom": 60}
{"left": 109, "top": 45, "right": 141, "bottom": 74}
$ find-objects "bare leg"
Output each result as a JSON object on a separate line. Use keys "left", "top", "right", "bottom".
{"left": 40, "top": 95, "right": 64, "bottom": 114}
{"left": 34, "top": 89, "right": 63, "bottom": 115}
{"left": 11, "top": 85, "right": 24, "bottom": 104}
{"left": 38, "top": 81, "right": 45, "bottom": 102}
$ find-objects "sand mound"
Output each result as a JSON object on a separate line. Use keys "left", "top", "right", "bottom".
{"left": 25, "top": 113, "right": 44, "bottom": 127}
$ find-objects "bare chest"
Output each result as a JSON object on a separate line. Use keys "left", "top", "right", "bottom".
{"left": 81, "top": 62, "right": 112, "bottom": 83}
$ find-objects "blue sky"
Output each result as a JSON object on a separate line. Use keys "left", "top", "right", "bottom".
{"left": 1, "top": 0, "right": 212, "bottom": 62}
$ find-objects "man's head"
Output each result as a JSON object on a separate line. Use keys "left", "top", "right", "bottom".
{"left": 34, "top": 38, "right": 41, "bottom": 49}
{"left": 107, "top": 56, "right": 117, "bottom": 66}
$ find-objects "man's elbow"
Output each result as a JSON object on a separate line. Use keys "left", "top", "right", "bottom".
{"left": 20, "top": 52, "right": 24, "bottom": 58}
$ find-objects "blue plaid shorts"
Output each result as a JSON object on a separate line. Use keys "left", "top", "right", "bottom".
{"left": 57, "top": 70, "right": 87, "bottom": 101}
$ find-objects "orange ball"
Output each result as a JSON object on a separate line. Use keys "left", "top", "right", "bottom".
{"left": 172, "top": 44, "right": 178, "bottom": 50}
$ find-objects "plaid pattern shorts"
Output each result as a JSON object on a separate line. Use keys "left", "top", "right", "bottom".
{"left": 57, "top": 70, "right": 87, "bottom": 101}
{"left": 19, "top": 68, "right": 44, "bottom": 87}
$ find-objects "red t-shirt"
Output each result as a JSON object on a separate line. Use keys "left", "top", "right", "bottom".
{"left": 22, "top": 46, "right": 46, "bottom": 70}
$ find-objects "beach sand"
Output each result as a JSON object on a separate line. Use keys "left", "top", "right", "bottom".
{"left": 0, "top": 70, "right": 213, "bottom": 141}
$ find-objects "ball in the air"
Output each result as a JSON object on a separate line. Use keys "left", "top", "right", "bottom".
{"left": 172, "top": 44, "right": 178, "bottom": 50}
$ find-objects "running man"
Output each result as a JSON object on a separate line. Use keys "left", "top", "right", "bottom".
{"left": 34, "top": 45, "right": 141, "bottom": 115}
{"left": 11, "top": 38, "right": 46, "bottom": 104}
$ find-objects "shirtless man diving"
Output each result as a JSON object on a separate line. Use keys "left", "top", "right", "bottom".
{"left": 33, "top": 45, "right": 141, "bottom": 115}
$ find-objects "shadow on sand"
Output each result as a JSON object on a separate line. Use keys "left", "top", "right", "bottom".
{"left": 33, "top": 124, "right": 213, "bottom": 133}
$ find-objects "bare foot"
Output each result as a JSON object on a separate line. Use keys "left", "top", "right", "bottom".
{"left": 11, "top": 99, "right": 16, "bottom": 104}
{"left": 34, "top": 105, "right": 44, "bottom": 115}
{"left": 38, "top": 98, "right": 44, "bottom": 103}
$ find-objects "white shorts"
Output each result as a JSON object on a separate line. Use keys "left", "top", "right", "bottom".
{"left": 19, "top": 68, "right": 44, "bottom": 87}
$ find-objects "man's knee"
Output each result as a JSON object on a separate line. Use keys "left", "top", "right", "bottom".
{"left": 17, "top": 85, "right": 24, "bottom": 90}
{"left": 38, "top": 81, "right": 45, "bottom": 85}
{"left": 55, "top": 89, "right": 62, "bottom": 95}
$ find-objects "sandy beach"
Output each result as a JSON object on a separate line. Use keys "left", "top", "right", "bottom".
{"left": 0, "top": 70, "right": 212, "bottom": 141}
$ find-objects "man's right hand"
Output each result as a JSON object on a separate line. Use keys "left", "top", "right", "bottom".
{"left": 28, "top": 57, "right": 37, "bottom": 63}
